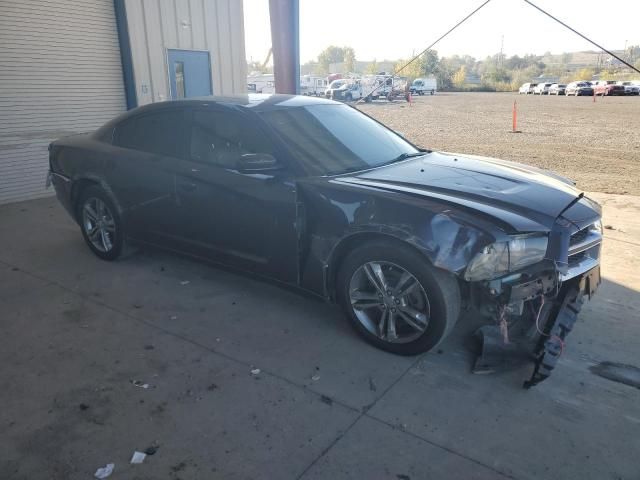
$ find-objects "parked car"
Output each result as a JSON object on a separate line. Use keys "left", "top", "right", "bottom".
{"left": 593, "top": 80, "right": 625, "bottom": 96}
{"left": 325, "top": 79, "right": 363, "bottom": 101}
{"left": 616, "top": 81, "right": 640, "bottom": 96}
{"left": 410, "top": 77, "right": 437, "bottom": 95}
{"left": 565, "top": 81, "right": 593, "bottom": 96}
{"left": 518, "top": 83, "right": 538, "bottom": 94}
{"left": 533, "top": 83, "right": 553, "bottom": 95}
{"left": 549, "top": 83, "right": 566, "bottom": 95}
{"left": 47, "top": 95, "right": 602, "bottom": 386}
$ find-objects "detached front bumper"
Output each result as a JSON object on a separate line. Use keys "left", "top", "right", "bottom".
{"left": 473, "top": 264, "right": 600, "bottom": 387}
{"left": 473, "top": 218, "right": 602, "bottom": 387}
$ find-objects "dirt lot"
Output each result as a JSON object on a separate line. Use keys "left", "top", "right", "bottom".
{"left": 358, "top": 92, "right": 640, "bottom": 195}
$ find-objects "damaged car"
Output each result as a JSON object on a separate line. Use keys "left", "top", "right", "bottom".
{"left": 48, "top": 94, "right": 602, "bottom": 387}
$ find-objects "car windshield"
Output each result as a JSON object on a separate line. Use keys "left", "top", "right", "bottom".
{"left": 260, "top": 104, "right": 420, "bottom": 176}
{"left": 329, "top": 80, "right": 345, "bottom": 88}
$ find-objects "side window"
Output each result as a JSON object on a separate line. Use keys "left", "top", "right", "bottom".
{"left": 189, "top": 110, "right": 274, "bottom": 169}
{"left": 114, "top": 110, "right": 184, "bottom": 158}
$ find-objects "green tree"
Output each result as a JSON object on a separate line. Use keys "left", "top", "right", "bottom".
{"left": 317, "top": 46, "right": 344, "bottom": 73}
{"left": 317, "top": 45, "right": 356, "bottom": 73}
{"left": 422, "top": 49, "right": 439, "bottom": 75}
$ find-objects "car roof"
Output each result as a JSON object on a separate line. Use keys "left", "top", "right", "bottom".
{"left": 133, "top": 94, "right": 336, "bottom": 114}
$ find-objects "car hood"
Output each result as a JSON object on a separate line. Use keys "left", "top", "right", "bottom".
{"left": 333, "top": 152, "right": 599, "bottom": 232}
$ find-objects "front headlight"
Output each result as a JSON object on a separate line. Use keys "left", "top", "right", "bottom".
{"left": 464, "top": 234, "right": 548, "bottom": 281}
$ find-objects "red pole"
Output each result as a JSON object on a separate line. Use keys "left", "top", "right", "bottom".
{"left": 512, "top": 100, "right": 517, "bottom": 132}
{"left": 269, "top": 0, "right": 299, "bottom": 94}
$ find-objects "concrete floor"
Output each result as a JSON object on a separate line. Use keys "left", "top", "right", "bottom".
{"left": 1, "top": 193, "right": 639, "bottom": 480}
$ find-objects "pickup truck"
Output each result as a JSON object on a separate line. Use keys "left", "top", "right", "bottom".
{"left": 325, "top": 80, "right": 363, "bottom": 102}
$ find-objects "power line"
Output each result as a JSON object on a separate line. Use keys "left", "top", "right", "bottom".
{"left": 357, "top": 0, "right": 493, "bottom": 102}
{"left": 523, "top": 0, "right": 640, "bottom": 75}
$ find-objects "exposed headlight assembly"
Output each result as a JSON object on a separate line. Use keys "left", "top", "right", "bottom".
{"left": 464, "top": 234, "right": 548, "bottom": 281}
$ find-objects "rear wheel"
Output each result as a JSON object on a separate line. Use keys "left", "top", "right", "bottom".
{"left": 77, "top": 186, "right": 124, "bottom": 261}
{"left": 337, "top": 241, "right": 461, "bottom": 355}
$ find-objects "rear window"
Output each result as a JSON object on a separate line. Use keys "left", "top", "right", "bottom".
{"left": 114, "top": 110, "right": 185, "bottom": 158}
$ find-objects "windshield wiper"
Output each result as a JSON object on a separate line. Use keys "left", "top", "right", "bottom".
{"left": 386, "top": 151, "right": 429, "bottom": 164}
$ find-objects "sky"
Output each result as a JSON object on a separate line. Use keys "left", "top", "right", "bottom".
{"left": 243, "top": 0, "right": 640, "bottom": 64}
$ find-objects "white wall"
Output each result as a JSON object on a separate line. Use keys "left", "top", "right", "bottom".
{"left": 124, "top": 0, "right": 247, "bottom": 104}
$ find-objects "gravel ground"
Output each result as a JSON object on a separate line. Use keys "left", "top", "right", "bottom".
{"left": 358, "top": 92, "right": 640, "bottom": 195}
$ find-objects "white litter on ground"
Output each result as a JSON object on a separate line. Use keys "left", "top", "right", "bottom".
{"left": 94, "top": 463, "right": 114, "bottom": 478}
{"left": 130, "top": 451, "right": 146, "bottom": 464}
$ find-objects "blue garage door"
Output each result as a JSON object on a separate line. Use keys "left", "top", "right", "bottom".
{"left": 168, "top": 50, "right": 213, "bottom": 99}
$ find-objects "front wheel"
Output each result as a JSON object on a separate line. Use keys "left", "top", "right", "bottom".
{"left": 77, "top": 185, "right": 124, "bottom": 261}
{"left": 337, "top": 241, "right": 461, "bottom": 355}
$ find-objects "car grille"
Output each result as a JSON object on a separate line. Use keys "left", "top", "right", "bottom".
{"left": 566, "top": 222, "right": 602, "bottom": 272}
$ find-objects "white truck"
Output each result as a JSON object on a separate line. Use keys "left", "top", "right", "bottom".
{"left": 410, "top": 77, "right": 437, "bottom": 95}
{"left": 324, "top": 79, "right": 364, "bottom": 102}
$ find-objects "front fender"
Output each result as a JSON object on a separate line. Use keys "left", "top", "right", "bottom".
{"left": 296, "top": 180, "right": 497, "bottom": 298}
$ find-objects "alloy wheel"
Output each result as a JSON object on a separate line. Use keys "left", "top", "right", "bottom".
{"left": 349, "top": 261, "right": 431, "bottom": 344}
{"left": 82, "top": 197, "right": 116, "bottom": 253}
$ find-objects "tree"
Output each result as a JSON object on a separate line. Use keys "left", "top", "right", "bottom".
{"left": 422, "top": 49, "right": 439, "bottom": 75}
{"left": 317, "top": 46, "right": 355, "bottom": 73}
{"left": 317, "top": 46, "right": 344, "bottom": 73}
{"left": 576, "top": 67, "right": 595, "bottom": 81}
{"left": 344, "top": 47, "right": 356, "bottom": 73}
{"left": 365, "top": 59, "right": 379, "bottom": 74}
{"left": 394, "top": 57, "right": 424, "bottom": 80}
{"left": 453, "top": 65, "right": 467, "bottom": 88}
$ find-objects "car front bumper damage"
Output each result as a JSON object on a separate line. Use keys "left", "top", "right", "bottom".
{"left": 472, "top": 217, "right": 602, "bottom": 388}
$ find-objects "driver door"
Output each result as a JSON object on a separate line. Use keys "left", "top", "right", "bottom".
{"left": 172, "top": 107, "right": 299, "bottom": 282}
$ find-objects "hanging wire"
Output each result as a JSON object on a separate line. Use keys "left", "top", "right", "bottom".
{"left": 523, "top": 0, "right": 640, "bottom": 75}
{"left": 356, "top": 0, "right": 493, "bottom": 103}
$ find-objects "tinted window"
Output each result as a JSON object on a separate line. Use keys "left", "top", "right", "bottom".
{"left": 190, "top": 110, "right": 274, "bottom": 169}
{"left": 260, "top": 104, "right": 418, "bottom": 176}
{"left": 114, "top": 110, "right": 184, "bottom": 157}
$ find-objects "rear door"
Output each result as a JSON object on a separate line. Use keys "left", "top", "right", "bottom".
{"left": 108, "top": 108, "right": 187, "bottom": 244}
{"left": 172, "top": 107, "right": 299, "bottom": 282}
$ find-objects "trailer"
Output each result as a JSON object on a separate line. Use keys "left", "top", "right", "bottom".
{"left": 247, "top": 74, "right": 275, "bottom": 94}
{"left": 300, "top": 75, "right": 329, "bottom": 96}
{"left": 360, "top": 74, "right": 410, "bottom": 102}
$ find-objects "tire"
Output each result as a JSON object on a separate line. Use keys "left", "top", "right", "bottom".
{"left": 337, "top": 240, "right": 461, "bottom": 355}
{"left": 365, "top": 95, "right": 372, "bottom": 103}
{"left": 345, "top": 93, "right": 352, "bottom": 102}
{"left": 76, "top": 185, "right": 124, "bottom": 261}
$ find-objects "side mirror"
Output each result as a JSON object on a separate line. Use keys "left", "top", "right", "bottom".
{"left": 236, "top": 153, "right": 281, "bottom": 173}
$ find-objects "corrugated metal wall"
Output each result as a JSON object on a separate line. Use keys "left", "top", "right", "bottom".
{"left": 0, "top": 0, "right": 127, "bottom": 204}
{"left": 125, "top": 0, "right": 247, "bottom": 104}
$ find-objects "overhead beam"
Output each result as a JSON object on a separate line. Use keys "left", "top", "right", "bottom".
{"left": 269, "top": 0, "right": 300, "bottom": 94}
